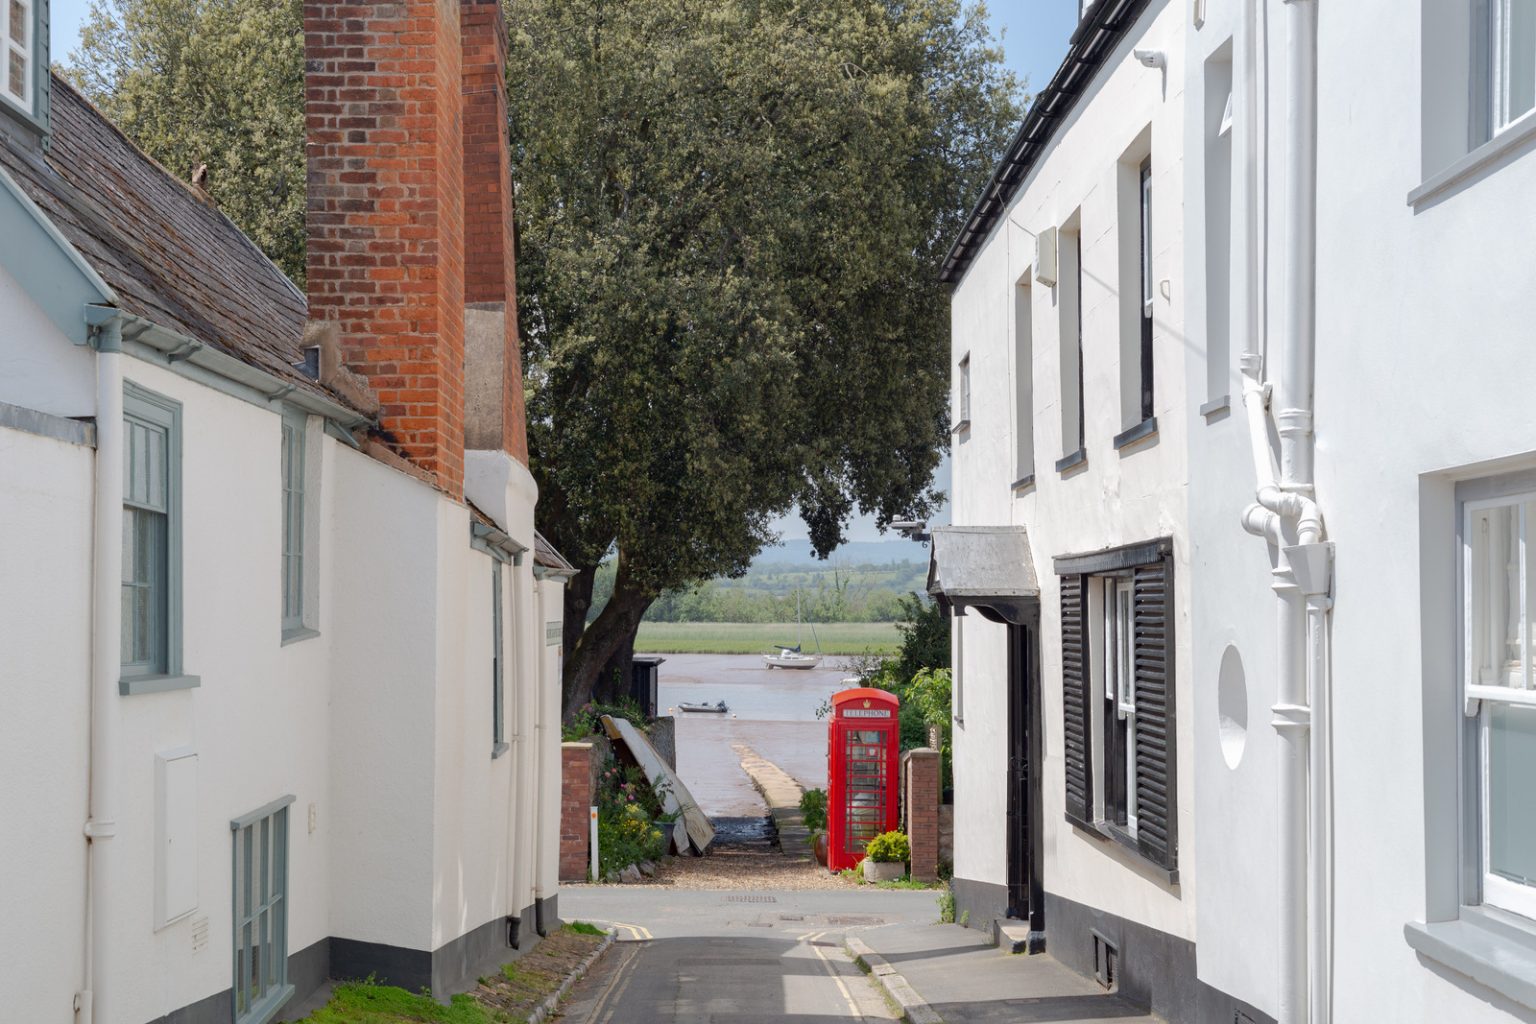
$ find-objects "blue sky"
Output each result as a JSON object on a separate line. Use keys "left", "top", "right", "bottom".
{"left": 47, "top": 0, "right": 1080, "bottom": 548}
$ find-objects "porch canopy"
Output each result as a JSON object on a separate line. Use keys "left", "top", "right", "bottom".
{"left": 925, "top": 525, "right": 1039, "bottom": 625}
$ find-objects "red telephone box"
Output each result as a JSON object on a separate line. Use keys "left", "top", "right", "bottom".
{"left": 827, "top": 687, "right": 901, "bottom": 872}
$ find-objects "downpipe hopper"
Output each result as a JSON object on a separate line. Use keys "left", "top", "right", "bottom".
{"left": 1271, "top": 702, "right": 1311, "bottom": 735}
{"left": 1285, "top": 543, "right": 1334, "bottom": 601}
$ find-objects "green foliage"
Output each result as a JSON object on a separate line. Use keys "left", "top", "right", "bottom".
{"left": 892, "top": 593, "right": 952, "bottom": 679}
{"left": 297, "top": 979, "right": 493, "bottom": 1023}
{"left": 560, "top": 697, "right": 648, "bottom": 742}
{"left": 67, "top": 0, "right": 307, "bottom": 284}
{"left": 799, "top": 788, "right": 828, "bottom": 833}
{"left": 852, "top": 594, "right": 954, "bottom": 786}
{"left": 864, "top": 830, "right": 910, "bottom": 864}
{"left": 937, "top": 884, "right": 956, "bottom": 923}
{"left": 595, "top": 759, "right": 667, "bottom": 871}
{"left": 564, "top": 920, "right": 607, "bottom": 936}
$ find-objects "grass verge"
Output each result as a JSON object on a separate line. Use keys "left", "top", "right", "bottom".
{"left": 295, "top": 924, "right": 606, "bottom": 1023}
{"left": 634, "top": 621, "right": 900, "bottom": 655}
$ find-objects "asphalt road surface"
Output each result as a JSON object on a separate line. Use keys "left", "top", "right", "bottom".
{"left": 558, "top": 887, "right": 939, "bottom": 1023}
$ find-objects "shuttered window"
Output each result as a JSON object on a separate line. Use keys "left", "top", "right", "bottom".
{"left": 1057, "top": 540, "right": 1177, "bottom": 873}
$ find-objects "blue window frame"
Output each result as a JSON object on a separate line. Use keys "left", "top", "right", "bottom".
{"left": 280, "top": 411, "right": 307, "bottom": 638}
{"left": 121, "top": 382, "right": 194, "bottom": 694}
{"left": 231, "top": 797, "right": 294, "bottom": 1024}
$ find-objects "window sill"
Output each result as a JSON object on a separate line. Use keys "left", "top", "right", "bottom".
{"left": 244, "top": 983, "right": 295, "bottom": 1024}
{"left": 120, "top": 673, "right": 201, "bottom": 696}
{"left": 1055, "top": 448, "right": 1087, "bottom": 474}
{"left": 1066, "top": 813, "right": 1179, "bottom": 886}
{"left": 1199, "top": 395, "right": 1230, "bottom": 419}
{"left": 951, "top": 419, "right": 972, "bottom": 436}
{"left": 1011, "top": 473, "right": 1036, "bottom": 493}
{"left": 1405, "top": 907, "right": 1536, "bottom": 1011}
{"left": 492, "top": 742, "right": 510, "bottom": 760}
{"left": 1408, "top": 110, "right": 1536, "bottom": 209}
{"left": 281, "top": 626, "right": 321, "bottom": 647}
{"left": 1113, "top": 416, "right": 1158, "bottom": 452}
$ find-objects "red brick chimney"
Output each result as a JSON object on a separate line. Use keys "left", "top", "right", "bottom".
{"left": 460, "top": 0, "right": 529, "bottom": 465}
{"left": 304, "top": 0, "right": 468, "bottom": 498}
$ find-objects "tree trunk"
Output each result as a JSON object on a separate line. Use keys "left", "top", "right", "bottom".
{"left": 562, "top": 564, "right": 596, "bottom": 660}
{"left": 562, "top": 559, "right": 653, "bottom": 719}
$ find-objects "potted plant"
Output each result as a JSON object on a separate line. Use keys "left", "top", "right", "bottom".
{"left": 862, "top": 830, "right": 909, "bottom": 882}
{"left": 656, "top": 809, "right": 680, "bottom": 854}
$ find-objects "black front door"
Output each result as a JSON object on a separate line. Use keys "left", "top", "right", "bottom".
{"left": 1005, "top": 619, "right": 1045, "bottom": 950}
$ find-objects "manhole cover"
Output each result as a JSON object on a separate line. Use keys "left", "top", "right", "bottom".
{"left": 726, "top": 894, "right": 778, "bottom": 903}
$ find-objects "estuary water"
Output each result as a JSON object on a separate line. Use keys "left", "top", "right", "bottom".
{"left": 657, "top": 653, "right": 858, "bottom": 817}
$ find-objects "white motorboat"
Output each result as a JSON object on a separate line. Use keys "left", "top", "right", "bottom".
{"left": 763, "top": 591, "right": 823, "bottom": 669}
{"left": 763, "top": 646, "right": 822, "bottom": 670}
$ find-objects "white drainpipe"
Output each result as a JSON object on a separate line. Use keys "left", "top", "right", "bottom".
{"left": 79, "top": 339, "right": 124, "bottom": 1024}
{"left": 1238, "top": 2, "right": 1332, "bottom": 1022}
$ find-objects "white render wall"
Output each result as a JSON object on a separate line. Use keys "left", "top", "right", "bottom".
{"left": 950, "top": 0, "right": 1195, "bottom": 944}
{"left": 0, "top": 422, "right": 93, "bottom": 1024}
{"left": 0, "top": 324, "right": 553, "bottom": 1021}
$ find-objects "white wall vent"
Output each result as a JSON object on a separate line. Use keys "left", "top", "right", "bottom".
{"left": 1035, "top": 226, "right": 1060, "bottom": 287}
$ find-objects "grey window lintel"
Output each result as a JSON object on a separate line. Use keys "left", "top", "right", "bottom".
{"left": 492, "top": 741, "right": 511, "bottom": 760}
{"left": 1405, "top": 909, "right": 1536, "bottom": 1011}
{"left": 1054, "top": 537, "right": 1173, "bottom": 576}
{"left": 230, "top": 794, "right": 297, "bottom": 831}
{"left": 120, "top": 673, "right": 201, "bottom": 696}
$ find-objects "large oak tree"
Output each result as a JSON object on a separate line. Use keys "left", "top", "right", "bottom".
{"left": 68, "top": 0, "right": 1022, "bottom": 717}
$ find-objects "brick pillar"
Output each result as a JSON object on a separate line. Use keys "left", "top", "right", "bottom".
{"left": 305, "top": 0, "right": 467, "bottom": 498}
{"left": 459, "top": 0, "right": 529, "bottom": 464}
{"left": 560, "top": 742, "right": 593, "bottom": 881}
{"left": 902, "top": 748, "right": 941, "bottom": 883}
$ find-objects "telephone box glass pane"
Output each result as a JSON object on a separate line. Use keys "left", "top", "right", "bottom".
{"left": 844, "top": 728, "right": 888, "bottom": 853}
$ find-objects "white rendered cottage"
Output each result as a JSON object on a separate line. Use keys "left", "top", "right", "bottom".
{"left": 939, "top": 0, "right": 1536, "bottom": 1022}
{"left": 0, "top": 2, "right": 572, "bottom": 1023}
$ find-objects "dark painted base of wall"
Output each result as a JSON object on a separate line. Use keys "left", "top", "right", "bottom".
{"left": 950, "top": 874, "right": 1008, "bottom": 932}
{"left": 950, "top": 878, "right": 1274, "bottom": 1024}
{"left": 535, "top": 894, "right": 559, "bottom": 936}
{"left": 148, "top": 911, "right": 547, "bottom": 1024}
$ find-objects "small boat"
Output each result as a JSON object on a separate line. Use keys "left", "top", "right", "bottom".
{"left": 763, "top": 591, "right": 823, "bottom": 669}
{"left": 677, "top": 700, "right": 729, "bottom": 713}
{"left": 763, "top": 645, "right": 822, "bottom": 670}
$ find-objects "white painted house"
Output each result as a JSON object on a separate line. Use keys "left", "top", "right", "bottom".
{"left": 0, "top": 3, "right": 573, "bottom": 1023}
{"left": 938, "top": 0, "right": 1536, "bottom": 1022}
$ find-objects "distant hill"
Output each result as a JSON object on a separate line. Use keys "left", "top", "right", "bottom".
{"left": 752, "top": 537, "right": 930, "bottom": 570}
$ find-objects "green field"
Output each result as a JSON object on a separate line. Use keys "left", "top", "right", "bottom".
{"left": 634, "top": 621, "right": 901, "bottom": 655}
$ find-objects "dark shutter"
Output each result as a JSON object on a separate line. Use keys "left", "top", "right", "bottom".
{"left": 1132, "top": 556, "right": 1176, "bottom": 871}
{"left": 1061, "top": 573, "right": 1093, "bottom": 827}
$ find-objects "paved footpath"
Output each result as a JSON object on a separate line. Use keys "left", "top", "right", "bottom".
{"left": 558, "top": 886, "right": 1160, "bottom": 1023}
{"left": 558, "top": 886, "right": 934, "bottom": 1022}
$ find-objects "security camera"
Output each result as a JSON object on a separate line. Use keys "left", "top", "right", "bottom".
{"left": 1134, "top": 48, "right": 1166, "bottom": 69}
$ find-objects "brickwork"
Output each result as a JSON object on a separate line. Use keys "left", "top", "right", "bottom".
{"left": 560, "top": 743, "right": 593, "bottom": 882}
{"left": 902, "top": 748, "right": 941, "bottom": 883}
{"left": 459, "top": 0, "right": 528, "bottom": 465}
{"left": 304, "top": 0, "right": 468, "bottom": 498}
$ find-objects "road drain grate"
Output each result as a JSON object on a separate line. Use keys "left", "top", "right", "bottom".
{"left": 778, "top": 914, "right": 805, "bottom": 922}
{"left": 725, "top": 894, "right": 779, "bottom": 903}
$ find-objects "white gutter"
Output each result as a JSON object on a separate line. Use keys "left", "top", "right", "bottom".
{"left": 1237, "top": 2, "right": 1332, "bottom": 1022}
{"left": 78, "top": 328, "right": 124, "bottom": 1024}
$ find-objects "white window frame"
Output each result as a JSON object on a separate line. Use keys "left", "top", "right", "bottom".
{"left": 1465, "top": 491, "right": 1536, "bottom": 921}
{"left": 1492, "top": 0, "right": 1536, "bottom": 135}
{"left": 2, "top": 0, "right": 33, "bottom": 115}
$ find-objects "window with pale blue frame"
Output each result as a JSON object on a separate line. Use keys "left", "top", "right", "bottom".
{"left": 280, "top": 411, "right": 307, "bottom": 637}
{"left": 122, "top": 383, "right": 194, "bottom": 694}
{"left": 492, "top": 560, "right": 508, "bottom": 758}
{"left": 231, "top": 797, "right": 293, "bottom": 1024}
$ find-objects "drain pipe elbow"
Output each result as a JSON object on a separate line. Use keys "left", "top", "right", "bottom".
{"left": 1242, "top": 504, "right": 1284, "bottom": 546}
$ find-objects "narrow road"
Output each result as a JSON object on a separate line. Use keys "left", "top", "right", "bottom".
{"left": 558, "top": 888, "right": 940, "bottom": 1023}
